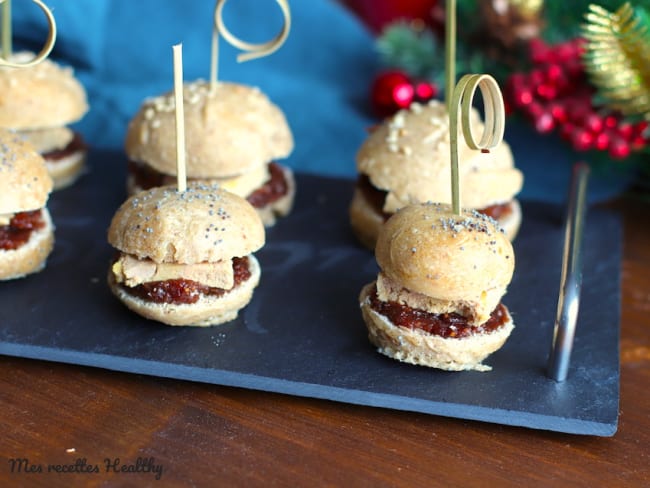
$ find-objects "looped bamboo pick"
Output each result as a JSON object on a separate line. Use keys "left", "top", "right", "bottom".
{"left": 0, "top": 0, "right": 56, "bottom": 67}
{"left": 449, "top": 74, "right": 505, "bottom": 215}
{"left": 210, "top": 0, "right": 291, "bottom": 89}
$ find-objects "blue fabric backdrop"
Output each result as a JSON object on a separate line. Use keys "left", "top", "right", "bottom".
{"left": 10, "top": 0, "right": 632, "bottom": 202}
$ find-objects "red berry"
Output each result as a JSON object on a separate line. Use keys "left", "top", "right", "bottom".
{"left": 584, "top": 113, "right": 604, "bottom": 134}
{"left": 529, "top": 39, "right": 550, "bottom": 64}
{"left": 414, "top": 81, "right": 437, "bottom": 102}
{"left": 595, "top": 132, "right": 610, "bottom": 151}
{"left": 545, "top": 64, "right": 564, "bottom": 83}
{"left": 513, "top": 85, "right": 534, "bottom": 107}
{"left": 572, "top": 128, "right": 595, "bottom": 151}
{"left": 535, "top": 112, "right": 555, "bottom": 134}
{"left": 618, "top": 122, "right": 634, "bottom": 140}
{"left": 536, "top": 83, "right": 558, "bottom": 101}
{"left": 609, "top": 137, "right": 631, "bottom": 159}
{"left": 604, "top": 115, "right": 618, "bottom": 128}
{"left": 549, "top": 102, "right": 568, "bottom": 123}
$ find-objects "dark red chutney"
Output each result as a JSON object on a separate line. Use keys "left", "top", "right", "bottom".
{"left": 124, "top": 257, "right": 251, "bottom": 305}
{"left": 43, "top": 133, "right": 87, "bottom": 162}
{"left": 368, "top": 285, "right": 508, "bottom": 338}
{"left": 0, "top": 210, "right": 45, "bottom": 250}
{"left": 127, "top": 161, "right": 289, "bottom": 209}
{"left": 357, "top": 175, "right": 512, "bottom": 221}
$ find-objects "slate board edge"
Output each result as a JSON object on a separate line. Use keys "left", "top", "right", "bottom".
{"left": 0, "top": 342, "right": 617, "bottom": 437}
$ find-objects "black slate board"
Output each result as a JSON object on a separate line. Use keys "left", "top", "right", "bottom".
{"left": 0, "top": 150, "right": 621, "bottom": 436}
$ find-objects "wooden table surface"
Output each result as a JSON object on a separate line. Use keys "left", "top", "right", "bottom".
{"left": 1, "top": 197, "right": 649, "bottom": 488}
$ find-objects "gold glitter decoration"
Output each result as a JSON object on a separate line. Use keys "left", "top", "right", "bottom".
{"left": 509, "top": 0, "right": 544, "bottom": 19}
{"left": 582, "top": 2, "right": 650, "bottom": 118}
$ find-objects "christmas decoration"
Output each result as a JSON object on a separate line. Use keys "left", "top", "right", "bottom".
{"left": 582, "top": 3, "right": 650, "bottom": 118}
{"left": 370, "top": 69, "right": 438, "bottom": 117}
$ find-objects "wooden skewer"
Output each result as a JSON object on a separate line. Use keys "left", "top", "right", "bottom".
{"left": 449, "top": 74, "right": 505, "bottom": 215}
{"left": 444, "top": 0, "right": 456, "bottom": 111}
{"left": 210, "top": 0, "right": 291, "bottom": 90}
{"left": 173, "top": 43, "right": 187, "bottom": 193}
{"left": 0, "top": 0, "right": 56, "bottom": 67}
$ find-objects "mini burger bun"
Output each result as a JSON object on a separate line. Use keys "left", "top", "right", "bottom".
{"left": 359, "top": 283, "right": 514, "bottom": 371}
{"left": 125, "top": 81, "right": 294, "bottom": 179}
{"left": 356, "top": 100, "right": 523, "bottom": 213}
{"left": 255, "top": 164, "right": 296, "bottom": 227}
{"left": 46, "top": 149, "right": 87, "bottom": 191}
{"left": 108, "top": 184, "right": 265, "bottom": 264}
{"left": 498, "top": 199, "right": 522, "bottom": 241}
{"left": 108, "top": 254, "right": 261, "bottom": 326}
{"left": 0, "top": 130, "right": 53, "bottom": 213}
{"left": 0, "top": 209, "right": 54, "bottom": 280}
{"left": 0, "top": 52, "right": 88, "bottom": 129}
{"left": 375, "top": 203, "right": 514, "bottom": 303}
{"left": 349, "top": 186, "right": 385, "bottom": 250}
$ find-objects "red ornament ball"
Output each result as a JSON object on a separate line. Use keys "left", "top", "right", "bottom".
{"left": 371, "top": 70, "right": 415, "bottom": 117}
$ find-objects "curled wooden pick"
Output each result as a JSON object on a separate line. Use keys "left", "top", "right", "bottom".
{"left": 449, "top": 74, "right": 505, "bottom": 215}
{"left": 0, "top": 0, "right": 56, "bottom": 68}
{"left": 210, "top": 0, "right": 291, "bottom": 87}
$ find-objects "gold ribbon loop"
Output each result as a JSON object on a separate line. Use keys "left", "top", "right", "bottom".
{"left": 0, "top": 0, "right": 57, "bottom": 68}
{"left": 211, "top": 0, "right": 291, "bottom": 86}
{"left": 449, "top": 73, "right": 505, "bottom": 214}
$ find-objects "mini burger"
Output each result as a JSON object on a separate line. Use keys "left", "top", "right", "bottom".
{"left": 350, "top": 100, "right": 523, "bottom": 249}
{"left": 359, "top": 202, "right": 515, "bottom": 371}
{"left": 125, "top": 81, "right": 295, "bottom": 227}
{"left": 0, "top": 52, "right": 89, "bottom": 190}
{"left": 107, "top": 183, "right": 265, "bottom": 327}
{"left": 0, "top": 128, "right": 54, "bottom": 280}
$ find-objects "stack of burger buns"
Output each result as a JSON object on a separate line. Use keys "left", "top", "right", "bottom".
{"left": 0, "top": 129, "right": 54, "bottom": 280}
{"left": 359, "top": 202, "right": 515, "bottom": 371}
{"left": 350, "top": 100, "right": 523, "bottom": 249}
{"left": 0, "top": 52, "right": 89, "bottom": 190}
{"left": 125, "top": 81, "right": 295, "bottom": 226}
{"left": 107, "top": 183, "right": 265, "bottom": 326}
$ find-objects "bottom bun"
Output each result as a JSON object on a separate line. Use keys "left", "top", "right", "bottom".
{"left": 359, "top": 283, "right": 514, "bottom": 371}
{"left": 350, "top": 188, "right": 522, "bottom": 250}
{"left": 256, "top": 163, "right": 296, "bottom": 227}
{"left": 108, "top": 254, "right": 261, "bottom": 327}
{"left": 46, "top": 149, "right": 87, "bottom": 191}
{"left": 0, "top": 208, "right": 55, "bottom": 281}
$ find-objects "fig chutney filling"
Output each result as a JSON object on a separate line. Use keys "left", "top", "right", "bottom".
{"left": 0, "top": 210, "right": 45, "bottom": 250}
{"left": 122, "top": 256, "right": 251, "bottom": 305}
{"left": 42, "top": 132, "right": 87, "bottom": 162}
{"left": 128, "top": 161, "right": 289, "bottom": 208}
{"left": 357, "top": 175, "right": 513, "bottom": 222}
{"left": 368, "top": 284, "right": 508, "bottom": 338}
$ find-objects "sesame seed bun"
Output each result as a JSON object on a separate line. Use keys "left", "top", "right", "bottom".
{"left": 356, "top": 100, "right": 523, "bottom": 213}
{"left": 107, "top": 254, "right": 261, "bottom": 326}
{"left": 108, "top": 184, "right": 265, "bottom": 264}
{"left": 0, "top": 129, "right": 53, "bottom": 213}
{"left": 359, "top": 283, "right": 514, "bottom": 371}
{"left": 125, "top": 81, "right": 294, "bottom": 179}
{"left": 374, "top": 203, "right": 514, "bottom": 309}
{"left": 0, "top": 52, "right": 88, "bottom": 129}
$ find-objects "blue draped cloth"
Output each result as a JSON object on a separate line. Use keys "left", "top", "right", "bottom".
{"left": 11, "top": 0, "right": 631, "bottom": 202}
